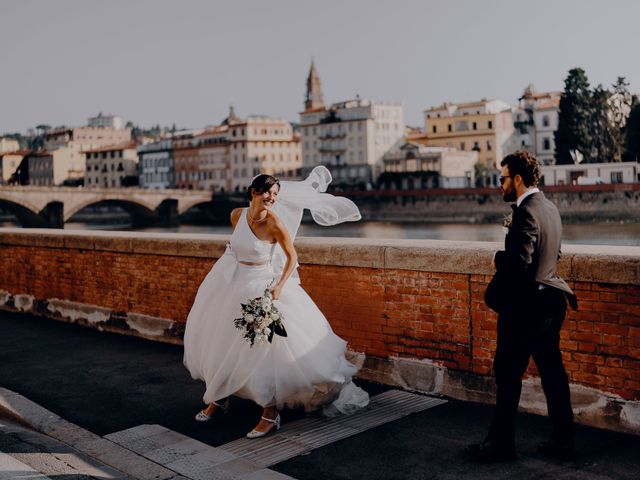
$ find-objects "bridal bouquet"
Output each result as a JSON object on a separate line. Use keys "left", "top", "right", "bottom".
{"left": 233, "top": 289, "right": 287, "bottom": 346}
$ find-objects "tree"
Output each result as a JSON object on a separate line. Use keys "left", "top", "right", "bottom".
{"left": 589, "top": 85, "right": 617, "bottom": 163}
{"left": 624, "top": 95, "right": 640, "bottom": 162}
{"left": 555, "top": 68, "right": 592, "bottom": 164}
{"left": 610, "top": 77, "right": 632, "bottom": 162}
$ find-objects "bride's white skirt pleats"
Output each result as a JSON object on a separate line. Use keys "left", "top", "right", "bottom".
{"left": 183, "top": 254, "right": 369, "bottom": 413}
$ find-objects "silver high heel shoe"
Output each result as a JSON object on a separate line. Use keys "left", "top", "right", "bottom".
{"left": 194, "top": 400, "right": 228, "bottom": 422}
{"left": 246, "top": 414, "right": 281, "bottom": 439}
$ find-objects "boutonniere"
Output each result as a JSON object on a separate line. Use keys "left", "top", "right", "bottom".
{"left": 502, "top": 212, "right": 513, "bottom": 233}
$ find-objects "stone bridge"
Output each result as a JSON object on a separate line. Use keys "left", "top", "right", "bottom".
{"left": 0, "top": 186, "right": 213, "bottom": 227}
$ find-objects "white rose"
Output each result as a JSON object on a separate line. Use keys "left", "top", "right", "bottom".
{"left": 262, "top": 298, "right": 272, "bottom": 310}
{"left": 264, "top": 327, "right": 271, "bottom": 336}
{"left": 245, "top": 314, "right": 254, "bottom": 323}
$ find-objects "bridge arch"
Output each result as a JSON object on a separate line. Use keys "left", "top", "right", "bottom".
{"left": 0, "top": 198, "right": 48, "bottom": 227}
{"left": 66, "top": 199, "right": 161, "bottom": 227}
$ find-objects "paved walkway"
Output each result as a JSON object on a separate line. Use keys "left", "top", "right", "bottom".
{"left": 1, "top": 311, "right": 639, "bottom": 479}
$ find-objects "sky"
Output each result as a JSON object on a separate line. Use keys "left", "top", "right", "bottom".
{"left": 1, "top": 0, "right": 639, "bottom": 134}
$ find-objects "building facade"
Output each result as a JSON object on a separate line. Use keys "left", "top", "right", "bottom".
{"left": 541, "top": 161, "right": 639, "bottom": 186}
{"left": 41, "top": 125, "right": 132, "bottom": 184}
{"left": 424, "top": 99, "right": 514, "bottom": 174}
{"left": 381, "top": 141, "right": 477, "bottom": 189}
{"left": 299, "top": 62, "right": 405, "bottom": 188}
{"left": 513, "top": 85, "right": 561, "bottom": 165}
{"left": 173, "top": 111, "right": 302, "bottom": 192}
{"left": 27, "top": 149, "right": 83, "bottom": 186}
{"left": 234, "top": 115, "right": 301, "bottom": 191}
{"left": 138, "top": 139, "right": 174, "bottom": 189}
{"left": 0, "top": 151, "right": 24, "bottom": 184}
{"left": 195, "top": 126, "right": 232, "bottom": 192}
{"left": 87, "top": 113, "right": 125, "bottom": 130}
{"left": 84, "top": 143, "right": 139, "bottom": 188}
{"left": 0, "top": 138, "right": 20, "bottom": 154}
{"left": 173, "top": 131, "right": 204, "bottom": 190}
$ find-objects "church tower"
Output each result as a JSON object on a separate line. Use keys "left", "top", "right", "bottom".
{"left": 304, "top": 60, "right": 325, "bottom": 111}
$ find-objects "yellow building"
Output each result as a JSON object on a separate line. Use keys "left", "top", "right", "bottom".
{"left": 424, "top": 99, "right": 514, "bottom": 170}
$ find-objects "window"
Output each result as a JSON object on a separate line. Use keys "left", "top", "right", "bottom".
{"left": 611, "top": 171, "right": 623, "bottom": 184}
{"left": 448, "top": 124, "right": 452, "bottom": 132}
{"left": 460, "top": 142, "right": 465, "bottom": 150}
{"left": 487, "top": 140, "right": 493, "bottom": 151}
{"left": 488, "top": 120, "right": 493, "bottom": 129}
{"left": 473, "top": 122, "right": 477, "bottom": 130}
{"left": 542, "top": 115, "right": 550, "bottom": 127}
{"left": 543, "top": 138, "right": 551, "bottom": 150}
{"left": 456, "top": 120, "right": 469, "bottom": 131}
{"left": 432, "top": 125, "right": 437, "bottom": 133}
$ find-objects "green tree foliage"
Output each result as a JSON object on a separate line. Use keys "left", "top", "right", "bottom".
{"left": 589, "top": 85, "right": 617, "bottom": 163}
{"left": 554, "top": 68, "right": 592, "bottom": 164}
{"left": 624, "top": 95, "right": 640, "bottom": 162}
{"left": 556, "top": 69, "right": 633, "bottom": 164}
{"left": 610, "top": 77, "right": 632, "bottom": 162}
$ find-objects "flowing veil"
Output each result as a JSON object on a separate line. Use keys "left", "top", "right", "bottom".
{"left": 271, "top": 166, "right": 361, "bottom": 283}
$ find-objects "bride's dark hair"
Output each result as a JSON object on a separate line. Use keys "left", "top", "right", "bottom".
{"left": 248, "top": 174, "right": 280, "bottom": 200}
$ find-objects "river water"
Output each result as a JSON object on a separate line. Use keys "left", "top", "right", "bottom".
{"left": 2, "top": 220, "right": 639, "bottom": 246}
{"left": 52, "top": 221, "right": 640, "bottom": 246}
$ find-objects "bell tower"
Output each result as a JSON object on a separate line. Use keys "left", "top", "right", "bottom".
{"left": 304, "top": 60, "right": 325, "bottom": 111}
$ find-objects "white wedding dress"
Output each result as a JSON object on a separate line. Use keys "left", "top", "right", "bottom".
{"left": 183, "top": 167, "right": 369, "bottom": 414}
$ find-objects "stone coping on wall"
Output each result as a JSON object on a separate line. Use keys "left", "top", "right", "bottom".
{"left": 0, "top": 227, "right": 639, "bottom": 285}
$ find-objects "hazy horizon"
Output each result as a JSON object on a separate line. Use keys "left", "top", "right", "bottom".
{"left": 2, "top": 0, "right": 639, "bottom": 134}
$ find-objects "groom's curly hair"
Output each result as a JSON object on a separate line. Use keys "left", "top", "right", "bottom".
{"left": 500, "top": 151, "right": 541, "bottom": 187}
{"left": 248, "top": 174, "right": 280, "bottom": 200}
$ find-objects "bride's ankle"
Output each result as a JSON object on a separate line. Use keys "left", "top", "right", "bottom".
{"left": 262, "top": 407, "right": 278, "bottom": 420}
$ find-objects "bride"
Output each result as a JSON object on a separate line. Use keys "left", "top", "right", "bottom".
{"left": 183, "top": 166, "right": 369, "bottom": 438}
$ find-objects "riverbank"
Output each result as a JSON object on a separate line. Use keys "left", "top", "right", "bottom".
{"left": 2, "top": 184, "right": 639, "bottom": 227}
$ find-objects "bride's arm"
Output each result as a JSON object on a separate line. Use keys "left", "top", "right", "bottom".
{"left": 269, "top": 215, "right": 298, "bottom": 300}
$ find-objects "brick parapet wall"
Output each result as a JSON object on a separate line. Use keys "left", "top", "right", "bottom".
{"left": 1, "top": 228, "right": 639, "bottom": 433}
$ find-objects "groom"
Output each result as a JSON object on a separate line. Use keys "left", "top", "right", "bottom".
{"left": 466, "top": 151, "right": 578, "bottom": 462}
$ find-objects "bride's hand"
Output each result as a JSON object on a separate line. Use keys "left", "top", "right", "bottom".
{"left": 271, "top": 285, "right": 283, "bottom": 300}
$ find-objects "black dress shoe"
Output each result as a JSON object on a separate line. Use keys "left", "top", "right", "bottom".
{"left": 465, "top": 441, "right": 517, "bottom": 463}
{"left": 538, "top": 440, "right": 576, "bottom": 461}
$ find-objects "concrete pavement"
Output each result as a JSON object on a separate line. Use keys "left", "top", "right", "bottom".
{"left": 1, "top": 311, "right": 639, "bottom": 479}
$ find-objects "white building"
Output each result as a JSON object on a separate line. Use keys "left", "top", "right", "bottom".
{"left": 299, "top": 62, "right": 405, "bottom": 187}
{"left": 541, "top": 161, "right": 639, "bottom": 186}
{"left": 513, "top": 85, "right": 561, "bottom": 165}
{"left": 88, "top": 113, "right": 125, "bottom": 130}
{"left": 138, "top": 139, "right": 174, "bottom": 189}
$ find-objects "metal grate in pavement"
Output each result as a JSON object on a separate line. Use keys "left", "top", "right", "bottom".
{"left": 219, "top": 390, "right": 447, "bottom": 467}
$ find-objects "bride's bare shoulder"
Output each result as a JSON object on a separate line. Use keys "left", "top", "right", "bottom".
{"left": 230, "top": 208, "right": 244, "bottom": 227}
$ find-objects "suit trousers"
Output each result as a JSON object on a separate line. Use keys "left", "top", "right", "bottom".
{"left": 488, "top": 287, "right": 574, "bottom": 448}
